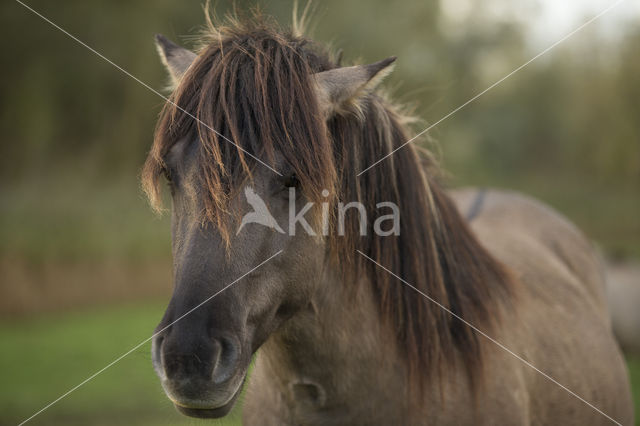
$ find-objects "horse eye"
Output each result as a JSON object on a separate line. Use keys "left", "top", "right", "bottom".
{"left": 162, "top": 167, "right": 172, "bottom": 182}
{"left": 284, "top": 174, "right": 299, "bottom": 189}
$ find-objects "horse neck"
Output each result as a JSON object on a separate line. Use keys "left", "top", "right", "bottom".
{"left": 251, "top": 264, "right": 411, "bottom": 421}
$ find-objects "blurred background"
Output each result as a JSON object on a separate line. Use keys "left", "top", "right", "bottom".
{"left": 0, "top": 0, "right": 638, "bottom": 424}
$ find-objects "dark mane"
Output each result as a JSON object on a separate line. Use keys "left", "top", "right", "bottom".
{"left": 142, "top": 12, "right": 513, "bottom": 394}
{"left": 331, "top": 94, "right": 514, "bottom": 393}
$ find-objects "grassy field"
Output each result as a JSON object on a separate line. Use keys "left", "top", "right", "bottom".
{"left": 0, "top": 303, "right": 637, "bottom": 425}
{"left": 0, "top": 303, "right": 243, "bottom": 426}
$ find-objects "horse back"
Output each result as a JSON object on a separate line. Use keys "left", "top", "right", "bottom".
{"left": 450, "top": 188, "right": 634, "bottom": 425}
{"left": 451, "top": 188, "right": 609, "bottom": 318}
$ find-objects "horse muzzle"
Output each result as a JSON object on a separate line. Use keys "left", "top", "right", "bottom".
{"left": 151, "top": 331, "right": 246, "bottom": 418}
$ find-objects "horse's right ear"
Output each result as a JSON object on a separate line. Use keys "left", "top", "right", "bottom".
{"left": 154, "top": 34, "right": 197, "bottom": 87}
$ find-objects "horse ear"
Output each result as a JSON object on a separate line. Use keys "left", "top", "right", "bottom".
{"left": 313, "top": 57, "right": 396, "bottom": 117}
{"left": 154, "top": 34, "right": 197, "bottom": 87}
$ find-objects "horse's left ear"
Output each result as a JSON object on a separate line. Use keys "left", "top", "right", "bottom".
{"left": 313, "top": 57, "right": 396, "bottom": 118}
{"left": 154, "top": 34, "right": 197, "bottom": 87}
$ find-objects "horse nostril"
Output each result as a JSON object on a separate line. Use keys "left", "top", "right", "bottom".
{"left": 151, "top": 335, "right": 165, "bottom": 376}
{"left": 211, "top": 336, "right": 240, "bottom": 384}
{"left": 154, "top": 335, "right": 164, "bottom": 355}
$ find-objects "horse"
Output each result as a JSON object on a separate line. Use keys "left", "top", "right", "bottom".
{"left": 142, "top": 13, "right": 633, "bottom": 425}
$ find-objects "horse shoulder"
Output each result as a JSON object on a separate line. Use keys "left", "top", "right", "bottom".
{"left": 450, "top": 187, "right": 608, "bottom": 318}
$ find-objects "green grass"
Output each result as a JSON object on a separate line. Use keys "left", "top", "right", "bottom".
{"left": 1, "top": 304, "right": 638, "bottom": 425}
{"left": 0, "top": 303, "right": 242, "bottom": 426}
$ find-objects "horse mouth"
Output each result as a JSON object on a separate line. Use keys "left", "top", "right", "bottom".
{"left": 173, "top": 400, "right": 236, "bottom": 419}
{"left": 168, "top": 375, "right": 245, "bottom": 419}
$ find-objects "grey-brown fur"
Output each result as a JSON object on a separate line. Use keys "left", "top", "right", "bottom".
{"left": 243, "top": 189, "right": 633, "bottom": 425}
{"left": 147, "top": 14, "right": 633, "bottom": 426}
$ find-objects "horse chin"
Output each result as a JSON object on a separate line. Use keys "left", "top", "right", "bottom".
{"left": 173, "top": 398, "right": 236, "bottom": 419}
{"left": 168, "top": 375, "right": 245, "bottom": 419}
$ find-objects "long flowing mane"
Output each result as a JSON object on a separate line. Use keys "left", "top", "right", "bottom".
{"left": 142, "top": 11, "right": 514, "bottom": 393}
